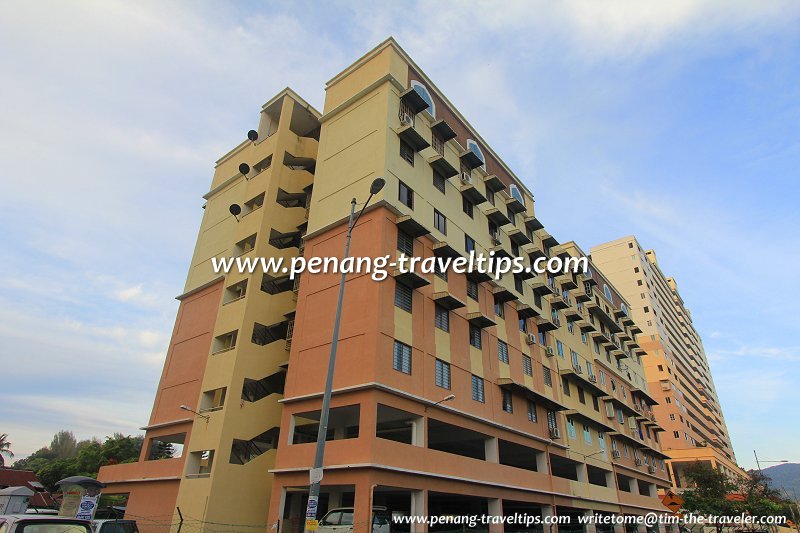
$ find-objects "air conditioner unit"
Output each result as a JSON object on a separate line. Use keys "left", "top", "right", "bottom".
{"left": 588, "top": 374, "right": 598, "bottom": 383}
{"left": 545, "top": 346, "right": 555, "bottom": 357}
{"left": 635, "top": 458, "right": 643, "bottom": 466}
{"left": 461, "top": 171, "right": 472, "bottom": 184}
{"left": 612, "top": 450, "right": 621, "bottom": 459}
{"left": 549, "top": 427, "right": 561, "bottom": 440}
{"left": 400, "top": 112, "right": 413, "bottom": 126}
{"left": 648, "top": 465, "right": 657, "bottom": 474}
{"left": 525, "top": 333, "right": 537, "bottom": 345}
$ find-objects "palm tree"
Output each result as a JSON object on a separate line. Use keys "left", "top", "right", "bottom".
{"left": 0, "top": 434, "right": 14, "bottom": 467}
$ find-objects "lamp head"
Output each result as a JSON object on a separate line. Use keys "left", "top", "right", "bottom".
{"left": 179, "top": 405, "right": 191, "bottom": 412}
{"left": 442, "top": 394, "right": 456, "bottom": 402}
{"left": 370, "top": 177, "right": 386, "bottom": 195}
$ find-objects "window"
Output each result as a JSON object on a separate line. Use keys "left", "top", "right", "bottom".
{"left": 434, "top": 209, "right": 447, "bottom": 235}
{"left": 583, "top": 424, "right": 592, "bottom": 444}
{"left": 395, "top": 281, "right": 412, "bottom": 312}
{"left": 523, "top": 355, "right": 533, "bottom": 376}
{"left": 495, "top": 300, "right": 505, "bottom": 318}
{"left": 637, "top": 280, "right": 643, "bottom": 286}
{"left": 471, "top": 375, "right": 485, "bottom": 402}
{"left": 673, "top": 431, "right": 680, "bottom": 439}
{"left": 498, "top": 340, "right": 509, "bottom": 364}
{"left": 507, "top": 206, "right": 516, "bottom": 226}
{"left": 434, "top": 261, "right": 448, "bottom": 281}
{"left": 543, "top": 366, "right": 552, "bottom": 386}
{"left": 435, "top": 359, "right": 451, "bottom": 389}
{"left": 486, "top": 188, "right": 495, "bottom": 206}
{"left": 400, "top": 141, "right": 414, "bottom": 166}
{"left": 598, "top": 433, "right": 606, "bottom": 451}
{"left": 581, "top": 331, "right": 588, "bottom": 344}
{"left": 669, "top": 414, "right": 676, "bottom": 421}
{"left": 393, "top": 340, "right": 412, "bottom": 374}
{"left": 397, "top": 229, "right": 414, "bottom": 255}
{"left": 469, "top": 324, "right": 482, "bottom": 348}
{"left": 567, "top": 320, "right": 574, "bottom": 333}
{"left": 556, "top": 340, "right": 564, "bottom": 358}
{"left": 562, "top": 376, "right": 570, "bottom": 396}
{"left": 433, "top": 171, "right": 446, "bottom": 193}
{"left": 399, "top": 181, "right": 414, "bottom": 208}
{"left": 434, "top": 304, "right": 450, "bottom": 332}
{"left": 527, "top": 400, "right": 537, "bottom": 422}
{"left": 465, "top": 234, "right": 476, "bottom": 254}
{"left": 592, "top": 395, "right": 599, "bottom": 411}
{"left": 502, "top": 389, "right": 513, "bottom": 413}
{"left": 567, "top": 418, "right": 577, "bottom": 439}
{"left": 599, "top": 370, "right": 606, "bottom": 385}
{"left": 514, "top": 275, "right": 523, "bottom": 294}
{"left": 467, "top": 278, "right": 479, "bottom": 301}
{"left": 603, "top": 284, "right": 613, "bottom": 301}
{"left": 463, "top": 196, "right": 474, "bottom": 218}
{"left": 519, "top": 318, "right": 528, "bottom": 333}
{"left": 488, "top": 221, "right": 498, "bottom": 240}
{"left": 547, "top": 409, "right": 558, "bottom": 430}
{"left": 578, "top": 387, "right": 586, "bottom": 404}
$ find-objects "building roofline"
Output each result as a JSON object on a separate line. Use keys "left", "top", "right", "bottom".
{"left": 326, "top": 37, "right": 536, "bottom": 203}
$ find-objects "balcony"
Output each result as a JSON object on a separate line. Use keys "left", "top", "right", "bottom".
{"left": 459, "top": 180, "right": 487, "bottom": 205}
{"left": 516, "top": 303, "right": 539, "bottom": 319}
{"left": 492, "top": 286, "right": 517, "bottom": 303}
{"left": 430, "top": 119, "right": 457, "bottom": 142}
{"left": 536, "top": 315, "right": 559, "bottom": 332}
{"left": 538, "top": 231, "right": 558, "bottom": 248}
{"left": 505, "top": 195, "right": 526, "bottom": 214}
{"left": 459, "top": 148, "right": 484, "bottom": 170}
{"left": 396, "top": 121, "right": 430, "bottom": 152}
{"left": 483, "top": 174, "right": 505, "bottom": 193}
{"left": 467, "top": 311, "right": 496, "bottom": 329}
{"left": 549, "top": 293, "right": 569, "bottom": 310}
{"left": 275, "top": 188, "right": 308, "bottom": 208}
{"left": 268, "top": 228, "right": 303, "bottom": 250}
{"left": 530, "top": 277, "right": 555, "bottom": 295}
{"left": 428, "top": 153, "right": 458, "bottom": 178}
{"left": 392, "top": 268, "right": 430, "bottom": 289}
{"left": 488, "top": 241, "right": 512, "bottom": 260}
{"left": 564, "top": 306, "right": 583, "bottom": 321}
{"left": 396, "top": 215, "right": 430, "bottom": 238}
{"left": 524, "top": 215, "right": 544, "bottom": 232}
{"left": 399, "top": 87, "right": 430, "bottom": 114}
{"left": 432, "top": 291, "right": 466, "bottom": 310}
{"left": 432, "top": 240, "right": 462, "bottom": 259}
{"left": 528, "top": 246, "right": 548, "bottom": 262}
{"left": 485, "top": 207, "right": 511, "bottom": 226}
{"left": 507, "top": 228, "right": 532, "bottom": 246}
{"left": 466, "top": 268, "right": 492, "bottom": 284}
{"left": 497, "top": 376, "right": 567, "bottom": 411}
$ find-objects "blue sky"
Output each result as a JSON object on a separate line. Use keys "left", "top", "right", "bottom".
{"left": 1, "top": 1, "right": 798, "bottom": 469}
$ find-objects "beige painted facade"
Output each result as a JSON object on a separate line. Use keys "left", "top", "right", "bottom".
{"left": 590, "top": 237, "right": 745, "bottom": 490}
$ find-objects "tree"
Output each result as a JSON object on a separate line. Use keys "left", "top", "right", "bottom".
{"left": 680, "top": 461, "right": 738, "bottom": 533}
{"left": 50, "top": 430, "right": 78, "bottom": 459}
{"left": 0, "top": 434, "right": 14, "bottom": 467}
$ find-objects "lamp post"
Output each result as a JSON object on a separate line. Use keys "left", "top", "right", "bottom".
{"left": 753, "top": 450, "right": 788, "bottom": 473}
{"left": 303, "top": 177, "right": 385, "bottom": 533}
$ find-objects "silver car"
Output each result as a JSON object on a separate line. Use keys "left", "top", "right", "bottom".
{"left": 0, "top": 515, "right": 92, "bottom": 533}
{"left": 317, "top": 506, "right": 392, "bottom": 533}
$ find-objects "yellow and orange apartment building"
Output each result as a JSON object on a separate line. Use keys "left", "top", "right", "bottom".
{"left": 98, "top": 38, "right": 739, "bottom": 532}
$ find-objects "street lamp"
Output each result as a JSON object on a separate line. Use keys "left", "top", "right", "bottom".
{"left": 753, "top": 450, "right": 789, "bottom": 472}
{"left": 303, "top": 177, "right": 385, "bottom": 532}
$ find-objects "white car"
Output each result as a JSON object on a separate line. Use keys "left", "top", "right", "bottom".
{"left": 317, "top": 506, "right": 392, "bottom": 533}
{"left": 0, "top": 515, "right": 91, "bottom": 533}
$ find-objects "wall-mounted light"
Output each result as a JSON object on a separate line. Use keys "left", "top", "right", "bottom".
{"left": 229, "top": 203, "right": 242, "bottom": 222}
{"left": 179, "top": 404, "right": 210, "bottom": 422}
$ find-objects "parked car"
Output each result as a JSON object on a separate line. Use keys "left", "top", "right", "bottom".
{"left": 0, "top": 515, "right": 91, "bottom": 533}
{"left": 92, "top": 520, "right": 138, "bottom": 533}
{"left": 317, "top": 507, "right": 392, "bottom": 533}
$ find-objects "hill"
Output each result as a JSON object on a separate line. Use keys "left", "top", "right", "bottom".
{"left": 763, "top": 463, "right": 800, "bottom": 499}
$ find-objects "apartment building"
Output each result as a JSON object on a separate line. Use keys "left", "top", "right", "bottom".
{"left": 99, "top": 38, "right": 676, "bottom": 533}
{"left": 97, "top": 89, "right": 321, "bottom": 531}
{"left": 266, "top": 39, "right": 672, "bottom": 532}
{"left": 590, "top": 237, "right": 744, "bottom": 490}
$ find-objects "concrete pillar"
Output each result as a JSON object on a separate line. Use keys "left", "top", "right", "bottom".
{"left": 612, "top": 521, "right": 624, "bottom": 533}
{"left": 410, "top": 489, "right": 427, "bottom": 533}
{"left": 576, "top": 463, "right": 588, "bottom": 483}
{"left": 584, "top": 509, "right": 597, "bottom": 533}
{"left": 413, "top": 416, "right": 425, "bottom": 447}
{"left": 353, "top": 480, "right": 372, "bottom": 533}
{"left": 537, "top": 451, "right": 549, "bottom": 474}
{"left": 543, "top": 504, "right": 557, "bottom": 533}
{"left": 485, "top": 437, "right": 499, "bottom": 463}
{"left": 488, "top": 498, "right": 504, "bottom": 533}
{"left": 605, "top": 470, "right": 616, "bottom": 489}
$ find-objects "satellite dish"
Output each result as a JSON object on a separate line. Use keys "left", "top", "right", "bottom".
{"left": 239, "top": 163, "right": 250, "bottom": 176}
{"left": 247, "top": 130, "right": 258, "bottom": 142}
{"left": 229, "top": 204, "right": 242, "bottom": 221}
